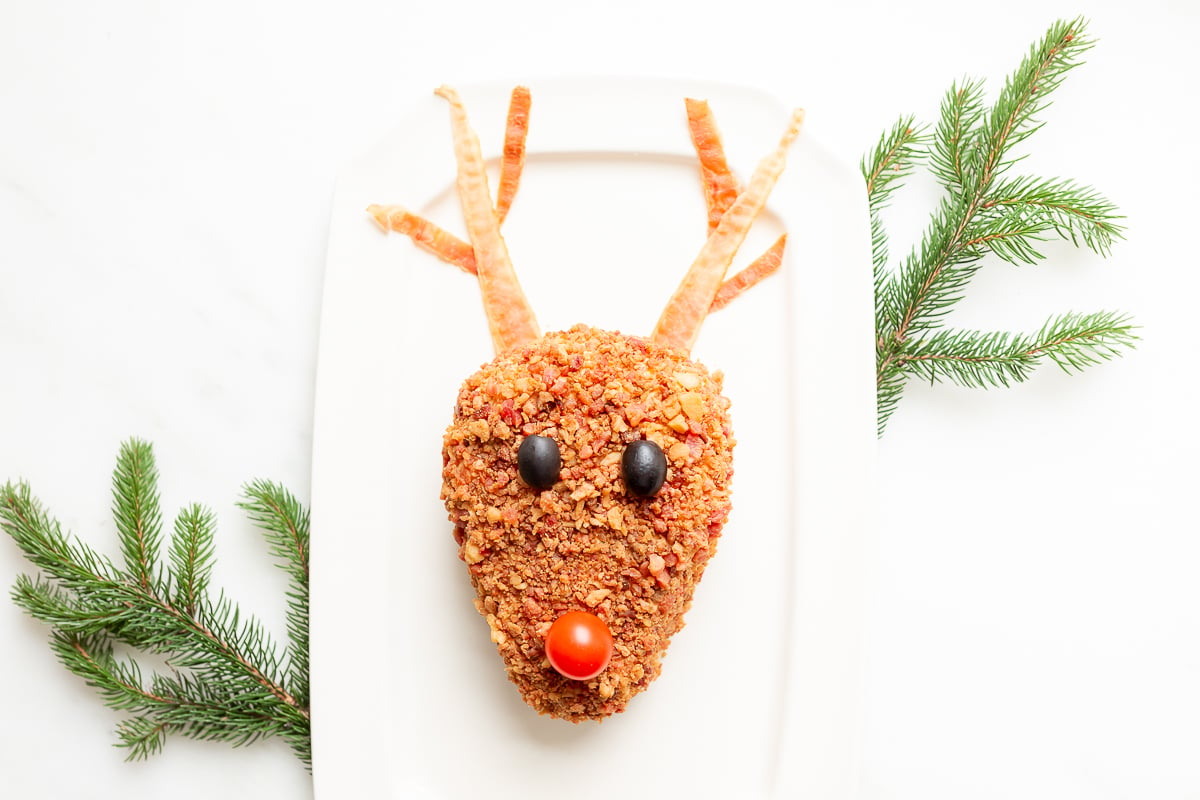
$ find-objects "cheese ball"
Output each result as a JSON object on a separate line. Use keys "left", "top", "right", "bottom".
{"left": 441, "top": 325, "right": 736, "bottom": 721}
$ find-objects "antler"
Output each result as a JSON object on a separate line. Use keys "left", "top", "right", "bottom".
{"left": 652, "top": 107, "right": 805, "bottom": 353}
{"left": 373, "top": 89, "right": 800, "bottom": 355}
{"left": 685, "top": 98, "right": 790, "bottom": 314}
{"left": 433, "top": 85, "right": 541, "bottom": 355}
{"left": 369, "top": 87, "right": 540, "bottom": 355}
{"left": 368, "top": 87, "right": 532, "bottom": 279}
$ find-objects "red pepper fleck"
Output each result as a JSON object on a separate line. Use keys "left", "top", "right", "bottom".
{"left": 500, "top": 399, "right": 521, "bottom": 427}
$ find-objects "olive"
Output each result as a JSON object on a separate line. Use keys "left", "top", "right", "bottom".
{"left": 517, "top": 435, "right": 561, "bottom": 490}
{"left": 622, "top": 439, "right": 667, "bottom": 497}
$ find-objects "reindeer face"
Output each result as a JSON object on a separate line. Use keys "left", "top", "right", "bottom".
{"left": 372, "top": 86, "right": 802, "bottom": 720}
{"left": 441, "top": 326, "right": 733, "bottom": 719}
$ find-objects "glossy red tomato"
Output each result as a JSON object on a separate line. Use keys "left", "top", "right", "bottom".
{"left": 545, "top": 611, "right": 613, "bottom": 681}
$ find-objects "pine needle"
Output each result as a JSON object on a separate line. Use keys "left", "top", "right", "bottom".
{"left": 238, "top": 481, "right": 310, "bottom": 706}
{"left": 898, "top": 311, "right": 1139, "bottom": 389}
{"left": 1, "top": 439, "right": 312, "bottom": 768}
{"left": 871, "top": 17, "right": 1136, "bottom": 434}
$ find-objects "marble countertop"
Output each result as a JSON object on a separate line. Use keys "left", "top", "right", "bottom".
{"left": 3, "top": 1, "right": 1196, "bottom": 797}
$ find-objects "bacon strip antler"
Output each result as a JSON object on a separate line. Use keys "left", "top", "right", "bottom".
{"left": 686, "top": 98, "right": 742, "bottom": 233}
{"left": 685, "top": 98, "right": 791, "bottom": 314}
{"left": 495, "top": 86, "right": 531, "bottom": 225}
{"left": 368, "top": 205, "right": 478, "bottom": 273}
{"left": 370, "top": 88, "right": 802, "bottom": 356}
{"left": 369, "top": 87, "right": 540, "bottom": 354}
{"left": 709, "top": 233, "right": 787, "bottom": 313}
{"left": 369, "top": 87, "right": 533, "bottom": 278}
{"left": 652, "top": 107, "right": 805, "bottom": 352}
{"left": 435, "top": 85, "right": 540, "bottom": 354}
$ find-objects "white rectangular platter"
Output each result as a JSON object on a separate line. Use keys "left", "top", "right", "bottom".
{"left": 311, "top": 78, "right": 876, "bottom": 798}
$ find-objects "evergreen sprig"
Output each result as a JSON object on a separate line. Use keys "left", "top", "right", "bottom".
{"left": 1, "top": 439, "right": 311, "bottom": 767}
{"left": 869, "top": 16, "right": 1136, "bottom": 434}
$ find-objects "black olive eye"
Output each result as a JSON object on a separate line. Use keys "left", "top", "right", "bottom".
{"left": 622, "top": 439, "right": 667, "bottom": 497}
{"left": 517, "top": 435, "right": 561, "bottom": 490}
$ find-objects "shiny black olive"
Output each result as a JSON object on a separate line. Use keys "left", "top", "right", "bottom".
{"left": 622, "top": 439, "right": 667, "bottom": 497}
{"left": 517, "top": 435, "right": 561, "bottom": 490}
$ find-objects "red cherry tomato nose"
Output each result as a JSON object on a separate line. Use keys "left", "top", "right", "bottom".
{"left": 545, "top": 611, "right": 613, "bottom": 681}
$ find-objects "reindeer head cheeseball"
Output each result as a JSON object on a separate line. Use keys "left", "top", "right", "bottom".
{"left": 369, "top": 86, "right": 803, "bottom": 721}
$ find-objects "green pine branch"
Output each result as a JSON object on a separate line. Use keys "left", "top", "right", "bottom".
{"left": 930, "top": 77, "right": 986, "bottom": 195}
{"left": 239, "top": 480, "right": 310, "bottom": 707}
{"left": 2, "top": 439, "right": 312, "bottom": 768}
{"left": 169, "top": 504, "right": 216, "bottom": 617}
{"left": 871, "top": 16, "right": 1136, "bottom": 434}
{"left": 979, "top": 175, "right": 1123, "bottom": 258}
{"left": 112, "top": 439, "right": 163, "bottom": 593}
{"left": 896, "top": 311, "right": 1138, "bottom": 389}
{"left": 861, "top": 116, "right": 931, "bottom": 342}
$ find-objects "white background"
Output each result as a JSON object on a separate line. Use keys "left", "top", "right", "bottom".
{"left": 1, "top": 1, "right": 1196, "bottom": 798}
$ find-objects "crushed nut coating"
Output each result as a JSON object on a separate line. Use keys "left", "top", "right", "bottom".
{"left": 441, "top": 325, "right": 735, "bottom": 720}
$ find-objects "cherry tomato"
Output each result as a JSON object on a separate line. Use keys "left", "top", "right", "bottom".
{"left": 545, "top": 611, "right": 613, "bottom": 681}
